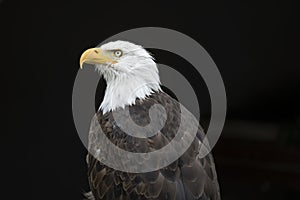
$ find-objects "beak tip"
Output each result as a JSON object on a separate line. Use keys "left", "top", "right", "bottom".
{"left": 79, "top": 58, "right": 85, "bottom": 69}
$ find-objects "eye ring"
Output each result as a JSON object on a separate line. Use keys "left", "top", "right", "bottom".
{"left": 114, "top": 50, "right": 123, "bottom": 57}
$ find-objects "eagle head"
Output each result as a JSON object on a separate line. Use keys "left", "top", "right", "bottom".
{"left": 80, "top": 41, "right": 161, "bottom": 113}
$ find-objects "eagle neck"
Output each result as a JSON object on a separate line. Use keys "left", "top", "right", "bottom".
{"left": 99, "top": 75, "right": 161, "bottom": 114}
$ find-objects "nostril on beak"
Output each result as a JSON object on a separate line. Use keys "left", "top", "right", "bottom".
{"left": 94, "top": 50, "right": 99, "bottom": 54}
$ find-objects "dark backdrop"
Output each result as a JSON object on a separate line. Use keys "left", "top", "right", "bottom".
{"left": 1, "top": 0, "right": 299, "bottom": 199}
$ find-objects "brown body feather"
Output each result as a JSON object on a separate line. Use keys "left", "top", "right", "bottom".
{"left": 87, "top": 92, "right": 220, "bottom": 200}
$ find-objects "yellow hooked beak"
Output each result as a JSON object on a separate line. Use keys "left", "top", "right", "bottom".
{"left": 79, "top": 48, "right": 117, "bottom": 69}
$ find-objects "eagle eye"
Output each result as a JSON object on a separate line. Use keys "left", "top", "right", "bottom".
{"left": 113, "top": 50, "right": 123, "bottom": 57}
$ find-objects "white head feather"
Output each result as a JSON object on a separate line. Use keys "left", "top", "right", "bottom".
{"left": 95, "top": 41, "right": 161, "bottom": 114}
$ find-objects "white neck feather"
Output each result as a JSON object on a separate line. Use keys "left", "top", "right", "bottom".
{"left": 99, "top": 61, "right": 161, "bottom": 114}
{"left": 100, "top": 76, "right": 160, "bottom": 114}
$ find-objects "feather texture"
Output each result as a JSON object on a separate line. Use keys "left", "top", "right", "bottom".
{"left": 86, "top": 91, "right": 221, "bottom": 200}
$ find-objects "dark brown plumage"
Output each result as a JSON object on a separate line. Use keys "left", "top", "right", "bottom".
{"left": 86, "top": 91, "right": 220, "bottom": 200}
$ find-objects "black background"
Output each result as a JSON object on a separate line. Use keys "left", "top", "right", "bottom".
{"left": 1, "top": 0, "right": 299, "bottom": 199}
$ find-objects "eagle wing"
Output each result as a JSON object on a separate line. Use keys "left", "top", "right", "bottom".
{"left": 86, "top": 92, "right": 220, "bottom": 200}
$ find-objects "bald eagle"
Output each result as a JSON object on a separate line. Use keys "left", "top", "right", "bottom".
{"left": 80, "top": 41, "right": 221, "bottom": 200}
